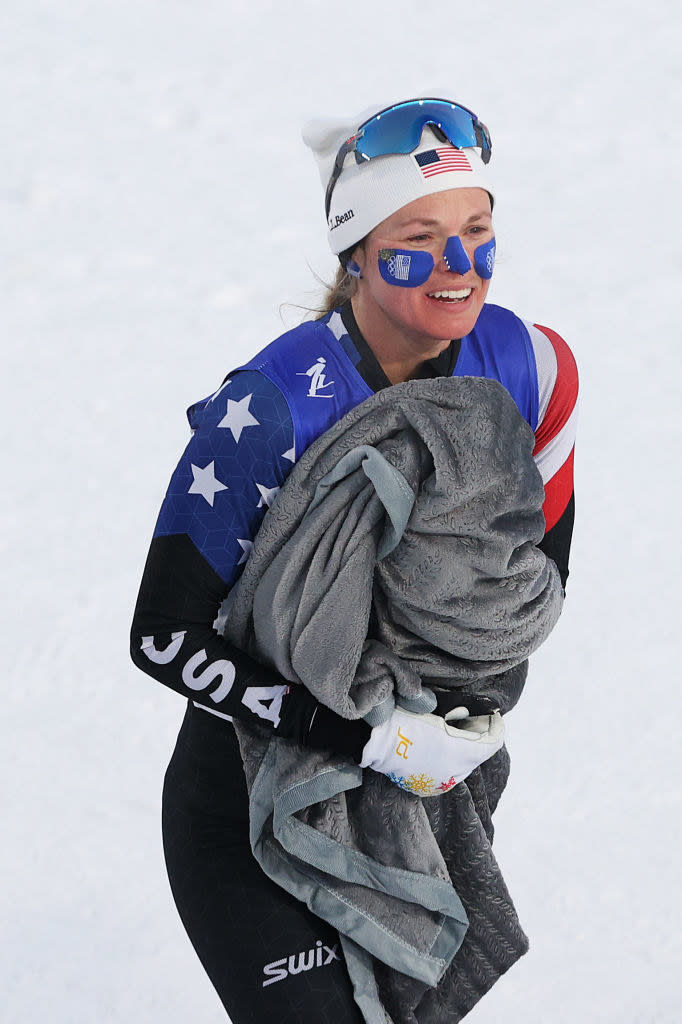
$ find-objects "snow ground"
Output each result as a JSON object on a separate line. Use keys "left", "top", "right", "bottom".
{"left": 2, "top": 1, "right": 681, "bottom": 1021}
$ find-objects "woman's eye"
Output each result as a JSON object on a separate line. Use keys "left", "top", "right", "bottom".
{"left": 407, "top": 234, "right": 431, "bottom": 244}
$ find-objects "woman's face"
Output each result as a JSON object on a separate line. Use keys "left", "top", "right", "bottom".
{"left": 352, "top": 188, "right": 494, "bottom": 348}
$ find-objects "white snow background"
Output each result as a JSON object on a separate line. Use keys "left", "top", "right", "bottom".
{"left": 3, "top": 1, "right": 681, "bottom": 1021}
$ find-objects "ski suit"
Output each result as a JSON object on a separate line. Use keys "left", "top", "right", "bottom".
{"left": 130, "top": 300, "right": 578, "bottom": 1023}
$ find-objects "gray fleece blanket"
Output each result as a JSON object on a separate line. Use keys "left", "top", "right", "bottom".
{"left": 218, "top": 376, "right": 563, "bottom": 1024}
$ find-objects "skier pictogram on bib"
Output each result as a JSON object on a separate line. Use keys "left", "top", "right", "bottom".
{"left": 297, "top": 357, "right": 335, "bottom": 398}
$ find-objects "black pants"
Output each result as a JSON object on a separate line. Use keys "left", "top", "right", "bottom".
{"left": 162, "top": 702, "right": 364, "bottom": 1024}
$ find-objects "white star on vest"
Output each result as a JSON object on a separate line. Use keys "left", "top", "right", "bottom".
{"left": 282, "top": 445, "right": 296, "bottom": 463}
{"left": 236, "top": 539, "right": 254, "bottom": 565}
{"left": 217, "top": 393, "right": 260, "bottom": 443}
{"left": 188, "top": 461, "right": 228, "bottom": 507}
{"left": 255, "top": 482, "right": 280, "bottom": 509}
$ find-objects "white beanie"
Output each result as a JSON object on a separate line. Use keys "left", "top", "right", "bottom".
{"left": 303, "top": 101, "right": 494, "bottom": 256}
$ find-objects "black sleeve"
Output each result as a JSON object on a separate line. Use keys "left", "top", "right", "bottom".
{"left": 538, "top": 491, "right": 574, "bottom": 591}
{"left": 129, "top": 533, "right": 371, "bottom": 761}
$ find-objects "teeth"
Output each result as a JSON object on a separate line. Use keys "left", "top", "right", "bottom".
{"left": 428, "top": 288, "right": 472, "bottom": 300}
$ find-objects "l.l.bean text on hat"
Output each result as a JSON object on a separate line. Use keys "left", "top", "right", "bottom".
{"left": 328, "top": 208, "right": 354, "bottom": 231}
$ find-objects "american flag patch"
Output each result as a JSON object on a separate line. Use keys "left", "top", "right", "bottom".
{"left": 414, "top": 147, "right": 472, "bottom": 178}
{"left": 391, "top": 254, "right": 411, "bottom": 280}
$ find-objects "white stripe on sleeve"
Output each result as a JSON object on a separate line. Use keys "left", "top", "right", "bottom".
{"left": 533, "top": 404, "right": 579, "bottom": 484}
{"left": 524, "top": 320, "right": 557, "bottom": 430}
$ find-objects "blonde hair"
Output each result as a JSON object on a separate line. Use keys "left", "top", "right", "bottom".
{"left": 313, "top": 242, "right": 366, "bottom": 318}
{"left": 316, "top": 263, "right": 358, "bottom": 318}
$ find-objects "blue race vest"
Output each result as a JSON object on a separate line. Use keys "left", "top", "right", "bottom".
{"left": 234, "top": 303, "right": 539, "bottom": 459}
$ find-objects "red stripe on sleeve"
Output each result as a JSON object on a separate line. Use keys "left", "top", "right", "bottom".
{"left": 532, "top": 324, "right": 579, "bottom": 455}
{"left": 542, "top": 449, "right": 574, "bottom": 532}
{"left": 532, "top": 325, "right": 579, "bottom": 531}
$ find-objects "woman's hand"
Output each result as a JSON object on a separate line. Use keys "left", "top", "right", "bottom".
{"left": 360, "top": 705, "right": 504, "bottom": 797}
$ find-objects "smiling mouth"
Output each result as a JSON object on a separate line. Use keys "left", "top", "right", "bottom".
{"left": 427, "top": 288, "right": 472, "bottom": 303}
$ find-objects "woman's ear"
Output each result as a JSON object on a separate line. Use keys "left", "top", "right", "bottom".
{"left": 347, "top": 242, "right": 366, "bottom": 279}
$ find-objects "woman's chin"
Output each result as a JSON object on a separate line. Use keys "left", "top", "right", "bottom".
{"left": 418, "top": 290, "right": 484, "bottom": 339}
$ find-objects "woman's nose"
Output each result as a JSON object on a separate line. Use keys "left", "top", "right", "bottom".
{"left": 438, "top": 235, "right": 473, "bottom": 275}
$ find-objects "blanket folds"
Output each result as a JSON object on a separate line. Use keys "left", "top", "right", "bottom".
{"left": 219, "top": 376, "right": 563, "bottom": 1024}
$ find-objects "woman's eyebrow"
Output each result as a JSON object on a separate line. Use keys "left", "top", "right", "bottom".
{"left": 463, "top": 211, "right": 493, "bottom": 224}
{"left": 397, "top": 217, "right": 441, "bottom": 229}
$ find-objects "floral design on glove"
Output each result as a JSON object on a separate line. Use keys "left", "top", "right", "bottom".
{"left": 387, "top": 771, "right": 458, "bottom": 797}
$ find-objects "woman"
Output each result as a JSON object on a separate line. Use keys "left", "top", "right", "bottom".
{"left": 130, "top": 97, "right": 578, "bottom": 1023}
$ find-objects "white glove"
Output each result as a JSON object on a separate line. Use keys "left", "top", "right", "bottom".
{"left": 360, "top": 705, "right": 504, "bottom": 797}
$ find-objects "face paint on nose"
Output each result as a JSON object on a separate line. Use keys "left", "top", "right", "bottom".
{"left": 473, "top": 236, "right": 496, "bottom": 280}
{"left": 377, "top": 248, "right": 435, "bottom": 287}
{"left": 442, "top": 235, "right": 472, "bottom": 275}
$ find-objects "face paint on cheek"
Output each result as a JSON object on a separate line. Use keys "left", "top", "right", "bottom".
{"left": 377, "top": 248, "right": 435, "bottom": 288}
{"left": 473, "top": 236, "right": 496, "bottom": 280}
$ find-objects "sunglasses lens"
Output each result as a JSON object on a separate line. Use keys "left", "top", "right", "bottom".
{"left": 357, "top": 101, "right": 486, "bottom": 160}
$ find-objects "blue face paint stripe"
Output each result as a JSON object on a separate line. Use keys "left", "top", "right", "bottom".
{"left": 473, "top": 236, "right": 496, "bottom": 280}
{"left": 377, "top": 248, "right": 434, "bottom": 288}
{"left": 442, "top": 236, "right": 472, "bottom": 275}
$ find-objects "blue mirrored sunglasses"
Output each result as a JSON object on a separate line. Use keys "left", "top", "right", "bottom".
{"left": 325, "top": 98, "right": 492, "bottom": 220}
